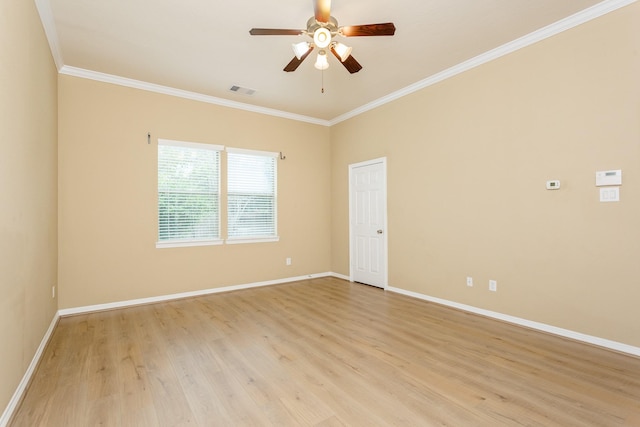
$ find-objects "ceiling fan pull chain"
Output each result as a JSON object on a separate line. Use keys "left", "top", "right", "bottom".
{"left": 321, "top": 68, "right": 325, "bottom": 94}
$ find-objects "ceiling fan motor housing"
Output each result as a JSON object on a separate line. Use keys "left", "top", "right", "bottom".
{"left": 306, "top": 16, "right": 339, "bottom": 37}
{"left": 249, "top": 3, "right": 395, "bottom": 75}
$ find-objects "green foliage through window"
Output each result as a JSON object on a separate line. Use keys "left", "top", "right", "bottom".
{"left": 158, "top": 141, "right": 220, "bottom": 242}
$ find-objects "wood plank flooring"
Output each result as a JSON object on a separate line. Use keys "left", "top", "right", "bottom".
{"left": 10, "top": 277, "right": 640, "bottom": 426}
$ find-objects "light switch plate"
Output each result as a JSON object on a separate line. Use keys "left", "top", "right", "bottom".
{"left": 600, "top": 187, "right": 619, "bottom": 202}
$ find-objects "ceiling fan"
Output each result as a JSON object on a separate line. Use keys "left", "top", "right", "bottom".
{"left": 249, "top": 0, "right": 396, "bottom": 74}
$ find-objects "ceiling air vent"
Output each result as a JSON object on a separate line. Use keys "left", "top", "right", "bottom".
{"left": 229, "top": 85, "right": 256, "bottom": 96}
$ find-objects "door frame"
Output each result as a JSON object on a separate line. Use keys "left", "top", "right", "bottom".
{"left": 348, "top": 157, "right": 389, "bottom": 289}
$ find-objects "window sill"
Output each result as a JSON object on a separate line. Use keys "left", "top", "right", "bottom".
{"left": 156, "top": 239, "right": 224, "bottom": 249}
{"left": 225, "top": 236, "right": 280, "bottom": 245}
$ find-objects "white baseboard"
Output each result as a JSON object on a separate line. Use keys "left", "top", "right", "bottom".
{"left": 4, "top": 273, "right": 343, "bottom": 425}
{"left": 5, "top": 277, "right": 636, "bottom": 426}
{"left": 330, "top": 272, "right": 351, "bottom": 281}
{"left": 387, "top": 286, "right": 640, "bottom": 358}
{"left": 0, "top": 312, "right": 59, "bottom": 427}
{"left": 58, "top": 272, "right": 334, "bottom": 317}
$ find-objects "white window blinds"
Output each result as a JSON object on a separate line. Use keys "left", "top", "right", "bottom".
{"left": 227, "top": 148, "right": 278, "bottom": 241}
{"left": 158, "top": 139, "right": 222, "bottom": 246}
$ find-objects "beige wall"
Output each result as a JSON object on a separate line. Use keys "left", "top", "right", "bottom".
{"left": 3, "top": 4, "right": 638, "bottom": 418}
{"left": 331, "top": 3, "right": 640, "bottom": 347}
{"left": 0, "top": 0, "right": 58, "bottom": 415}
{"left": 58, "top": 76, "right": 331, "bottom": 309}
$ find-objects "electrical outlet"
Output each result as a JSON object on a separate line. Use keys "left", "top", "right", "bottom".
{"left": 286, "top": 257, "right": 292, "bottom": 266}
{"left": 466, "top": 277, "right": 473, "bottom": 287}
{"left": 489, "top": 280, "right": 497, "bottom": 292}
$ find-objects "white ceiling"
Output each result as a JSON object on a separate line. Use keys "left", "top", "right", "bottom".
{"left": 39, "top": 0, "right": 621, "bottom": 123}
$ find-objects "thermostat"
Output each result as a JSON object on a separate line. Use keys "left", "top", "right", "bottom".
{"left": 546, "top": 180, "right": 561, "bottom": 190}
{"left": 596, "top": 170, "right": 622, "bottom": 186}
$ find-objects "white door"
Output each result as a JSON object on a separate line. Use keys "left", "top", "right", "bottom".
{"left": 349, "top": 158, "right": 387, "bottom": 288}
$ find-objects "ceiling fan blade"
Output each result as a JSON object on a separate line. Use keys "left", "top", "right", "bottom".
{"left": 283, "top": 46, "right": 314, "bottom": 72}
{"left": 314, "top": 0, "right": 331, "bottom": 23}
{"left": 330, "top": 47, "right": 362, "bottom": 74}
{"left": 249, "top": 28, "right": 304, "bottom": 36}
{"left": 340, "top": 22, "right": 396, "bottom": 37}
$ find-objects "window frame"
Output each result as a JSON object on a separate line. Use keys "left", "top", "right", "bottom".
{"left": 156, "top": 139, "right": 224, "bottom": 249}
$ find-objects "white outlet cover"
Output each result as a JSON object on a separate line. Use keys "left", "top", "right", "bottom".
{"left": 489, "top": 280, "right": 497, "bottom": 292}
{"left": 466, "top": 277, "right": 473, "bottom": 287}
{"left": 546, "top": 180, "right": 561, "bottom": 190}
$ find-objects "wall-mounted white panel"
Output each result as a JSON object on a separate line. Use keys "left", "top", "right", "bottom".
{"left": 596, "top": 170, "right": 622, "bottom": 186}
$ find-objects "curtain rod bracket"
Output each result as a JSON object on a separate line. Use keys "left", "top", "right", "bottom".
{"left": 279, "top": 152, "right": 286, "bottom": 160}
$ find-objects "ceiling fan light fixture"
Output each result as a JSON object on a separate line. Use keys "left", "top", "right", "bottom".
{"left": 313, "top": 27, "right": 331, "bottom": 48}
{"left": 292, "top": 42, "right": 310, "bottom": 59}
{"left": 333, "top": 42, "right": 352, "bottom": 62}
{"left": 314, "top": 50, "right": 329, "bottom": 70}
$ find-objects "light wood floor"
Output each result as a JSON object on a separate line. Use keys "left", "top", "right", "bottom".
{"left": 10, "top": 277, "right": 640, "bottom": 426}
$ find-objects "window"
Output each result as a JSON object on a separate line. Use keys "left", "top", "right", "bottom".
{"left": 157, "top": 139, "right": 222, "bottom": 248}
{"left": 226, "top": 148, "right": 278, "bottom": 243}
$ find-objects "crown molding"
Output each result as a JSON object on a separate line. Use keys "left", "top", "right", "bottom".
{"left": 34, "top": 0, "right": 63, "bottom": 70}
{"left": 38, "top": 0, "right": 636, "bottom": 126}
{"left": 329, "top": 0, "right": 638, "bottom": 126}
{"left": 59, "top": 66, "right": 330, "bottom": 126}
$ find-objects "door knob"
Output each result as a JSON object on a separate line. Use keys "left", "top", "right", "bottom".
{"left": 377, "top": 229, "right": 383, "bottom": 234}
